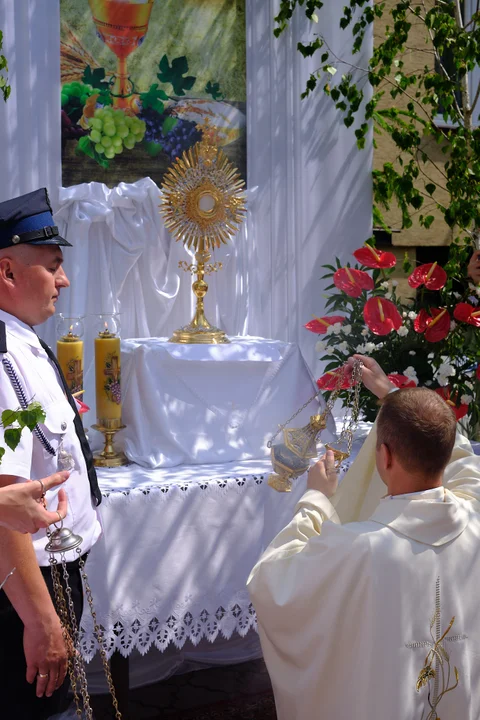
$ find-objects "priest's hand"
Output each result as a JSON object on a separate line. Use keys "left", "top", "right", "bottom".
{"left": 467, "top": 249, "right": 480, "bottom": 284}
{"left": 346, "top": 354, "right": 394, "bottom": 399}
{"left": 307, "top": 450, "right": 338, "bottom": 497}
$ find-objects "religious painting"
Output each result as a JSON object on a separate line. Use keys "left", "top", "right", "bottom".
{"left": 60, "top": 0, "right": 247, "bottom": 188}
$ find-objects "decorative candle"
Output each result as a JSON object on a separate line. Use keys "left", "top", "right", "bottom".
{"left": 94, "top": 318, "right": 122, "bottom": 426}
{"left": 56, "top": 316, "right": 84, "bottom": 395}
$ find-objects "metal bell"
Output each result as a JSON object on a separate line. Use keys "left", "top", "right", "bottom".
{"left": 45, "top": 526, "right": 83, "bottom": 554}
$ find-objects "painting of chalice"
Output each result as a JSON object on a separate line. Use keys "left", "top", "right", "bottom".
{"left": 60, "top": 0, "right": 246, "bottom": 188}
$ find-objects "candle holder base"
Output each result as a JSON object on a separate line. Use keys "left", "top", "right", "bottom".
{"left": 92, "top": 424, "right": 129, "bottom": 468}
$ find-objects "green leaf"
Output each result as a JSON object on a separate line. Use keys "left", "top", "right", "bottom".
{"left": 157, "top": 54, "right": 196, "bottom": 96}
{"left": 162, "top": 116, "right": 178, "bottom": 135}
{"left": 0, "top": 447, "right": 5, "bottom": 464}
{"left": 1, "top": 409, "right": 18, "bottom": 429}
{"left": 4, "top": 427, "right": 22, "bottom": 452}
{"left": 326, "top": 66, "right": 337, "bottom": 76}
{"left": 139, "top": 83, "right": 168, "bottom": 114}
{"left": 143, "top": 140, "right": 164, "bottom": 157}
{"left": 82, "top": 65, "right": 108, "bottom": 90}
{"left": 76, "top": 136, "right": 110, "bottom": 169}
{"left": 205, "top": 80, "right": 224, "bottom": 101}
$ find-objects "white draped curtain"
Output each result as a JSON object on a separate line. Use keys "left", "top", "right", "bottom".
{"left": 0, "top": 0, "right": 373, "bottom": 374}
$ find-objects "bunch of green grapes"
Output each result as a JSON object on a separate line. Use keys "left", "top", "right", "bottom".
{"left": 61, "top": 82, "right": 94, "bottom": 109}
{"left": 86, "top": 108, "right": 146, "bottom": 160}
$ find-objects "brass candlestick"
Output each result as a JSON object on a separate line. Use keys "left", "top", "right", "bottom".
{"left": 92, "top": 419, "right": 129, "bottom": 467}
{"left": 160, "top": 120, "right": 246, "bottom": 344}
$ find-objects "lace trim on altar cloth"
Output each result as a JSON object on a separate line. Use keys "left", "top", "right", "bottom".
{"left": 79, "top": 592, "right": 257, "bottom": 661}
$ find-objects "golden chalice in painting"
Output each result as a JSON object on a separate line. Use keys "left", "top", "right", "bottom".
{"left": 88, "top": 0, "right": 154, "bottom": 111}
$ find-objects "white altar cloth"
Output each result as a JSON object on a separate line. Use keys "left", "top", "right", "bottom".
{"left": 120, "top": 336, "right": 334, "bottom": 467}
{"left": 80, "top": 458, "right": 308, "bottom": 667}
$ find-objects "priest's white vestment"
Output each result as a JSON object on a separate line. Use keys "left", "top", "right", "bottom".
{"left": 247, "top": 429, "right": 480, "bottom": 720}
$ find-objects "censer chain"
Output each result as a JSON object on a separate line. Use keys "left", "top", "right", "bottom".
{"left": 267, "top": 361, "right": 359, "bottom": 449}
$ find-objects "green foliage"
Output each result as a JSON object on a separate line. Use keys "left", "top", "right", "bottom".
{"left": 139, "top": 83, "right": 168, "bottom": 114}
{"left": 157, "top": 55, "right": 196, "bottom": 97}
{"left": 81, "top": 66, "right": 112, "bottom": 107}
{"left": 0, "top": 30, "right": 11, "bottom": 102}
{"left": 0, "top": 402, "right": 46, "bottom": 456}
{"left": 274, "top": 1, "right": 480, "bottom": 257}
{"left": 205, "top": 81, "right": 225, "bottom": 101}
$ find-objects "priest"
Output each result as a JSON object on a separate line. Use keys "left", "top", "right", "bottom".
{"left": 247, "top": 355, "right": 480, "bottom": 720}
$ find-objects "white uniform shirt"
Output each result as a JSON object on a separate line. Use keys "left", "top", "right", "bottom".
{"left": 0, "top": 309, "right": 101, "bottom": 565}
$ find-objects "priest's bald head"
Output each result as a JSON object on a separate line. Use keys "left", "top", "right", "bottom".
{"left": 376, "top": 387, "right": 457, "bottom": 495}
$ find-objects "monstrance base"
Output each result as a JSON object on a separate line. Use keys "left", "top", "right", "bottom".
{"left": 169, "top": 324, "right": 230, "bottom": 345}
{"left": 92, "top": 423, "right": 130, "bottom": 468}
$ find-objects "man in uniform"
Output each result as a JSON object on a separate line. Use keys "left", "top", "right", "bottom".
{"left": 0, "top": 188, "right": 102, "bottom": 719}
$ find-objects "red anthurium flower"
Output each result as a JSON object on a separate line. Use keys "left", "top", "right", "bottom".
{"left": 414, "top": 307, "right": 450, "bottom": 342}
{"left": 387, "top": 373, "right": 417, "bottom": 389}
{"left": 477, "top": 365, "right": 480, "bottom": 381}
{"left": 453, "top": 302, "right": 480, "bottom": 328}
{"left": 353, "top": 245, "right": 397, "bottom": 269}
{"left": 75, "top": 398, "right": 90, "bottom": 415}
{"left": 435, "top": 387, "right": 469, "bottom": 421}
{"left": 408, "top": 262, "right": 447, "bottom": 290}
{"left": 317, "top": 368, "right": 352, "bottom": 391}
{"left": 333, "top": 267, "right": 374, "bottom": 298}
{"left": 304, "top": 316, "right": 346, "bottom": 334}
{"left": 363, "top": 297, "right": 402, "bottom": 335}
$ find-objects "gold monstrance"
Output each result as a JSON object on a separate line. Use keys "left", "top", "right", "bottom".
{"left": 160, "top": 123, "right": 246, "bottom": 344}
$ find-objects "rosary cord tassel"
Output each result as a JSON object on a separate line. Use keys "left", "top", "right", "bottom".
{"left": 1, "top": 355, "right": 56, "bottom": 455}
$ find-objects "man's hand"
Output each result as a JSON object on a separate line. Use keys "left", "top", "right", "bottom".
{"left": 24, "top": 612, "right": 68, "bottom": 697}
{"left": 307, "top": 450, "right": 338, "bottom": 497}
{"left": 346, "top": 354, "right": 395, "bottom": 399}
{"left": 0, "top": 472, "right": 69, "bottom": 534}
{"left": 467, "top": 249, "right": 480, "bottom": 284}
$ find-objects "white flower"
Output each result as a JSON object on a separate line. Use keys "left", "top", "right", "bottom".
{"left": 428, "top": 353, "right": 434, "bottom": 360}
{"left": 397, "top": 326, "right": 409, "bottom": 337}
{"left": 380, "top": 281, "right": 389, "bottom": 290}
{"left": 403, "top": 366, "right": 419, "bottom": 384}
{"left": 402, "top": 312, "right": 408, "bottom": 318}
{"left": 315, "top": 340, "right": 327, "bottom": 353}
{"left": 403, "top": 365, "right": 418, "bottom": 385}
{"left": 453, "top": 292, "right": 461, "bottom": 300}
{"left": 392, "top": 280, "right": 398, "bottom": 287}
{"left": 328, "top": 322, "right": 343, "bottom": 336}
{"left": 460, "top": 394, "right": 474, "bottom": 405}
{"left": 356, "top": 344, "right": 365, "bottom": 353}
{"left": 337, "top": 341, "right": 349, "bottom": 354}
{"left": 450, "top": 320, "right": 456, "bottom": 331}
{"left": 469, "top": 282, "right": 477, "bottom": 292}
{"left": 342, "top": 324, "right": 352, "bottom": 336}
{"left": 409, "top": 351, "right": 416, "bottom": 356}
{"left": 437, "top": 362, "right": 455, "bottom": 378}
{"left": 385, "top": 292, "right": 393, "bottom": 300}
{"left": 361, "top": 328, "right": 369, "bottom": 337}
{"left": 408, "top": 311, "right": 418, "bottom": 320}
{"left": 363, "top": 342, "right": 376, "bottom": 354}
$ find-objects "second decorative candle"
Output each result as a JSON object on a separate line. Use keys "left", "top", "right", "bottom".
{"left": 94, "top": 320, "right": 122, "bottom": 427}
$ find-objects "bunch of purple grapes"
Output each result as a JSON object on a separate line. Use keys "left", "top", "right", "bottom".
{"left": 61, "top": 110, "right": 88, "bottom": 148}
{"left": 109, "top": 381, "right": 122, "bottom": 405}
{"left": 141, "top": 108, "right": 201, "bottom": 161}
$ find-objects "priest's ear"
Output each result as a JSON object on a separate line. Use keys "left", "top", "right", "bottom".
{"left": 377, "top": 442, "right": 393, "bottom": 472}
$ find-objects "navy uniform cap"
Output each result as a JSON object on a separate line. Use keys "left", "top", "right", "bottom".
{"left": 0, "top": 188, "right": 71, "bottom": 250}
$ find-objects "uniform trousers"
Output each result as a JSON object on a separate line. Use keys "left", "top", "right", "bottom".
{"left": 0, "top": 557, "right": 84, "bottom": 720}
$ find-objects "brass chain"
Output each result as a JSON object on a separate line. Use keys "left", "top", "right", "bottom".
{"left": 78, "top": 552, "right": 123, "bottom": 720}
{"left": 44, "top": 515, "right": 122, "bottom": 719}
{"left": 337, "top": 361, "right": 364, "bottom": 456}
{"left": 267, "top": 362, "right": 357, "bottom": 448}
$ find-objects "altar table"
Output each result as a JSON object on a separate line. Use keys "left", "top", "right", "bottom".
{"left": 119, "top": 336, "right": 335, "bottom": 467}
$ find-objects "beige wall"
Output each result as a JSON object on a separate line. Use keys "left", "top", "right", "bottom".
{"left": 374, "top": 0, "right": 454, "bottom": 248}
